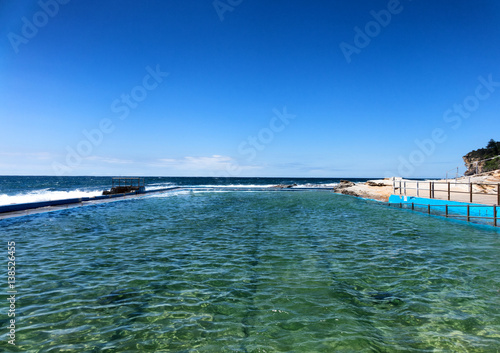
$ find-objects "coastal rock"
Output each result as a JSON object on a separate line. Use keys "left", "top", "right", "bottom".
{"left": 333, "top": 180, "right": 361, "bottom": 197}
{"left": 463, "top": 139, "right": 500, "bottom": 176}
{"left": 366, "top": 181, "right": 387, "bottom": 187}
{"left": 332, "top": 179, "right": 393, "bottom": 202}
{"left": 338, "top": 188, "right": 361, "bottom": 197}
{"left": 338, "top": 180, "right": 355, "bottom": 188}
{"left": 103, "top": 186, "right": 140, "bottom": 195}
{"left": 271, "top": 184, "right": 297, "bottom": 189}
{"left": 333, "top": 180, "right": 355, "bottom": 192}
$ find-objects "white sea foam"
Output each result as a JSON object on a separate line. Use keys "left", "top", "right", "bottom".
{"left": 146, "top": 190, "right": 191, "bottom": 198}
{"left": 195, "top": 184, "right": 276, "bottom": 188}
{"left": 191, "top": 183, "right": 338, "bottom": 189}
{"left": 145, "top": 183, "right": 176, "bottom": 191}
{"left": 0, "top": 189, "right": 103, "bottom": 206}
{"left": 293, "top": 183, "right": 339, "bottom": 188}
{"left": 0, "top": 183, "right": 340, "bottom": 206}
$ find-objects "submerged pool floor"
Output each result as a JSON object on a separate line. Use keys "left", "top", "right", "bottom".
{"left": 2, "top": 190, "right": 500, "bottom": 352}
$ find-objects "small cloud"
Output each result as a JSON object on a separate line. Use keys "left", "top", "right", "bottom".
{"left": 85, "top": 156, "right": 133, "bottom": 164}
{"left": 0, "top": 151, "right": 52, "bottom": 160}
{"left": 153, "top": 155, "right": 261, "bottom": 173}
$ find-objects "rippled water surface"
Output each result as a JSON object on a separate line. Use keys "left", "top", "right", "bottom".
{"left": 2, "top": 190, "right": 500, "bottom": 352}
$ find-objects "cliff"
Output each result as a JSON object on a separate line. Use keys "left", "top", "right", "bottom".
{"left": 463, "top": 139, "right": 500, "bottom": 176}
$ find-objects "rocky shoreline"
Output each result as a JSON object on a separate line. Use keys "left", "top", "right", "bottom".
{"left": 333, "top": 179, "right": 394, "bottom": 202}
{"left": 333, "top": 170, "right": 500, "bottom": 203}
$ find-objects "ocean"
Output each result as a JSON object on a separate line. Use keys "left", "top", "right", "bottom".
{"left": 1, "top": 176, "right": 500, "bottom": 352}
{"left": 0, "top": 176, "right": 350, "bottom": 206}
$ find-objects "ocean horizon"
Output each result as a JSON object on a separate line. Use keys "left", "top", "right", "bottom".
{"left": 0, "top": 176, "right": 372, "bottom": 206}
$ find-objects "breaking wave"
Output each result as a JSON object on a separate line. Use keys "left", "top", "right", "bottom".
{"left": 0, "top": 189, "right": 103, "bottom": 206}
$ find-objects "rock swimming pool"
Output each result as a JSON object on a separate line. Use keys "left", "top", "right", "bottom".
{"left": 3, "top": 190, "right": 500, "bottom": 351}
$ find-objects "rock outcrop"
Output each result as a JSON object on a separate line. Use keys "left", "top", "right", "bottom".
{"left": 337, "top": 180, "right": 355, "bottom": 188}
{"left": 332, "top": 179, "right": 394, "bottom": 202}
{"left": 333, "top": 180, "right": 360, "bottom": 197}
{"left": 463, "top": 155, "right": 484, "bottom": 176}
{"left": 271, "top": 184, "right": 297, "bottom": 189}
{"left": 463, "top": 139, "right": 500, "bottom": 176}
{"left": 103, "top": 186, "right": 141, "bottom": 195}
{"left": 365, "top": 181, "right": 387, "bottom": 187}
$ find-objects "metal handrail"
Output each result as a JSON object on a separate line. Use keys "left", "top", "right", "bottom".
{"left": 445, "top": 167, "right": 459, "bottom": 182}
{"left": 393, "top": 180, "right": 500, "bottom": 204}
{"left": 387, "top": 202, "right": 498, "bottom": 227}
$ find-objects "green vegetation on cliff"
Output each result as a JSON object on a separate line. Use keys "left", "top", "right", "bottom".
{"left": 463, "top": 139, "right": 500, "bottom": 175}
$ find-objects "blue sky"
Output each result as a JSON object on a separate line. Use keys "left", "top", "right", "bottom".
{"left": 1, "top": 0, "right": 499, "bottom": 178}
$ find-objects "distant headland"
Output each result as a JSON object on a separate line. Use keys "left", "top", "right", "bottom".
{"left": 463, "top": 139, "right": 500, "bottom": 176}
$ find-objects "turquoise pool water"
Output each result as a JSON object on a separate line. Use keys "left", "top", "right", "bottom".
{"left": 2, "top": 190, "right": 500, "bottom": 352}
